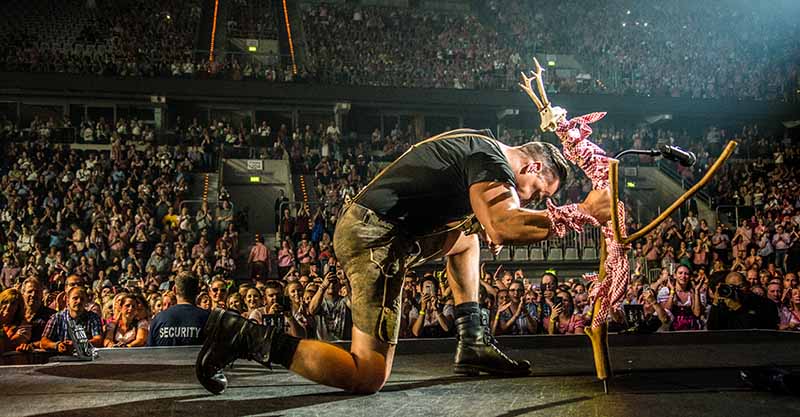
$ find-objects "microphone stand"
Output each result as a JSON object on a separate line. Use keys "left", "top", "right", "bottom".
{"left": 613, "top": 148, "right": 661, "bottom": 160}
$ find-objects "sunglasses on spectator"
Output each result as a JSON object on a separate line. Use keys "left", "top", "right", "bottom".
{"left": 210, "top": 287, "right": 226, "bottom": 292}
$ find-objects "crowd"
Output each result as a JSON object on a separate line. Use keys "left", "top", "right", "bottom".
{"left": 227, "top": 0, "right": 279, "bottom": 39}
{"left": 301, "top": 1, "right": 799, "bottom": 101}
{"left": 489, "top": 0, "right": 799, "bottom": 100}
{"left": 2, "top": 1, "right": 796, "bottom": 102}
{"left": 0, "top": 125, "right": 241, "bottom": 356}
{"left": 301, "top": 3, "right": 511, "bottom": 89}
{"left": 2, "top": 110, "right": 798, "bottom": 361}
{"left": 1, "top": 0, "right": 201, "bottom": 78}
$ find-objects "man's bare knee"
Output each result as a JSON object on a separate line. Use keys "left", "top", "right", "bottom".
{"left": 346, "top": 317, "right": 395, "bottom": 394}
{"left": 347, "top": 353, "right": 389, "bottom": 394}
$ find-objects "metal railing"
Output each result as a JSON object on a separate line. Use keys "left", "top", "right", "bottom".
{"left": 656, "top": 159, "right": 712, "bottom": 207}
{"left": 715, "top": 205, "right": 755, "bottom": 228}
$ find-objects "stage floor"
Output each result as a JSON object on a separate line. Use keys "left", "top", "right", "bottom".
{"left": 3, "top": 331, "right": 800, "bottom": 417}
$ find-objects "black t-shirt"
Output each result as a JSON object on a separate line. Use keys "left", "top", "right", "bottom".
{"left": 147, "top": 304, "right": 210, "bottom": 346}
{"left": 30, "top": 306, "right": 56, "bottom": 342}
{"left": 357, "top": 131, "right": 515, "bottom": 235}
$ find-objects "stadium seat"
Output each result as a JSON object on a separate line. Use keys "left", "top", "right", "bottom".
{"left": 582, "top": 247, "right": 598, "bottom": 260}
{"left": 547, "top": 248, "right": 563, "bottom": 262}
{"left": 479, "top": 247, "right": 494, "bottom": 261}
{"left": 530, "top": 247, "right": 545, "bottom": 261}
{"left": 564, "top": 247, "right": 579, "bottom": 261}
{"left": 496, "top": 247, "right": 511, "bottom": 261}
{"left": 512, "top": 247, "right": 529, "bottom": 261}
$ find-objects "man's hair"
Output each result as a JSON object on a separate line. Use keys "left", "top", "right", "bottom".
{"left": 264, "top": 280, "right": 283, "bottom": 292}
{"left": 67, "top": 286, "right": 87, "bottom": 300}
{"left": 21, "top": 277, "right": 42, "bottom": 291}
{"left": 175, "top": 272, "right": 200, "bottom": 302}
{"left": 509, "top": 279, "right": 524, "bottom": 289}
{"left": 725, "top": 271, "right": 747, "bottom": 288}
{"left": 420, "top": 275, "right": 439, "bottom": 292}
{"left": 66, "top": 274, "right": 84, "bottom": 285}
{"left": 518, "top": 141, "right": 570, "bottom": 187}
{"left": 540, "top": 272, "right": 559, "bottom": 287}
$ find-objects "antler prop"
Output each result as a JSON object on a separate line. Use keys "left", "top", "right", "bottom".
{"left": 518, "top": 57, "right": 566, "bottom": 132}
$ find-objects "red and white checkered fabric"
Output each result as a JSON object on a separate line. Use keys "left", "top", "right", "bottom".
{"left": 548, "top": 111, "right": 631, "bottom": 328}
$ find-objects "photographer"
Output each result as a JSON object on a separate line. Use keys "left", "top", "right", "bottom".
{"left": 307, "top": 271, "right": 352, "bottom": 341}
{"left": 707, "top": 272, "right": 779, "bottom": 330}
{"left": 544, "top": 289, "right": 585, "bottom": 335}
{"left": 632, "top": 288, "right": 673, "bottom": 333}
{"left": 409, "top": 275, "right": 453, "bottom": 338}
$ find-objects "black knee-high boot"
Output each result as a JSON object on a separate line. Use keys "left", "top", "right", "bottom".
{"left": 196, "top": 309, "right": 299, "bottom": 394}
{"left": 453, "top": 307, "right": 531, "bottom": 376}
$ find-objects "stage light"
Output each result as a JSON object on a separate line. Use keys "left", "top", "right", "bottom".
{"left": 626, "top": 10, "right": 631, "bottom": 15}
{"left": 622, "top": 22, "right": 626, "bottom": 27}
{"left": 248, "top": 46, "right": 257, "bottom": 52}
{"left": 626, "top": 181, "right": 636, "bottom": 188}
{"left": 547, "top": 60, "right": 556, "bottom": 67}
{"left": 250, "top": 177, "right": 261, "bottom": 183}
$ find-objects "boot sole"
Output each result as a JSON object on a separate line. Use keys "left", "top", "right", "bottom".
{"left": 196, "top": 309, "right": 226, "bottom": 394}
{"left": 453, "top": 364, "right": 531, "bottom": 377}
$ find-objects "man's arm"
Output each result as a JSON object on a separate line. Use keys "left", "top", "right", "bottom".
{"left": 469, "top": 182, "right": 609, "bottom": 246}
{"left": 307, "top": 274, "right": 332, "bottom": 316}
{"left": 39, "top": 335, "right": 60, "bottom": 351}
{"left": 469, "top": 182, "right": 549, "bottom": 246}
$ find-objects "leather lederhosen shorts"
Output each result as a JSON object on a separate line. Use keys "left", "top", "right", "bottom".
{"left": 333, "top": 203, "right": 453, "bottom": 344}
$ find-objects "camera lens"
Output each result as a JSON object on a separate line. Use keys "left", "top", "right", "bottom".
{"left": 717, "top": 284, "right": 733, "bottom": 299}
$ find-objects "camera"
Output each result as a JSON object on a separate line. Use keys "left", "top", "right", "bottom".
{"left": 717, "top": 283, "right": 739, "bottom": 300}
{"left": 552, "top": 296, "right": 563, "bottom": 306}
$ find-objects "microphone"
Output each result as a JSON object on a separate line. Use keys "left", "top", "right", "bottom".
{"left": 658, "top": 144, "right": 696, "bottom": 167}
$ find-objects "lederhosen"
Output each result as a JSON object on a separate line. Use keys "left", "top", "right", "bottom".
{"left": 333, "top": 129, "right": 494, "bottom": 344}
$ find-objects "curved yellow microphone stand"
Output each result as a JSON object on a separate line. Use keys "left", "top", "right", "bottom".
{"left": 585, "top": 140, "right": 738, "bottom": 394}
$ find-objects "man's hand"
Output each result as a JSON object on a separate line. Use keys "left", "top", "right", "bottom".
{"left": 710, "top": 285, "right": 720, "bottom": 306}
{"left": 550, "top": 304, "right": 564, "bottom": 319}
{"left": 479, "top": 229, "right": 503, "bottom": 256}
{"left": 421, "top": 294, "right": 432, "bottom": 311}
{"left": 57, "top": 341, "right": 73, "bottom": 353}
{"left": 321, "top": 272, "right": 334, "bottom": 290}
{"left": 579, "top": 189, "right": 612, "bottom": 224}
{"left": 16, "top": 343, "right": 33, "bottom": 353}
{"left": 268, "top": 303, "right": 282, "bottom": 315}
